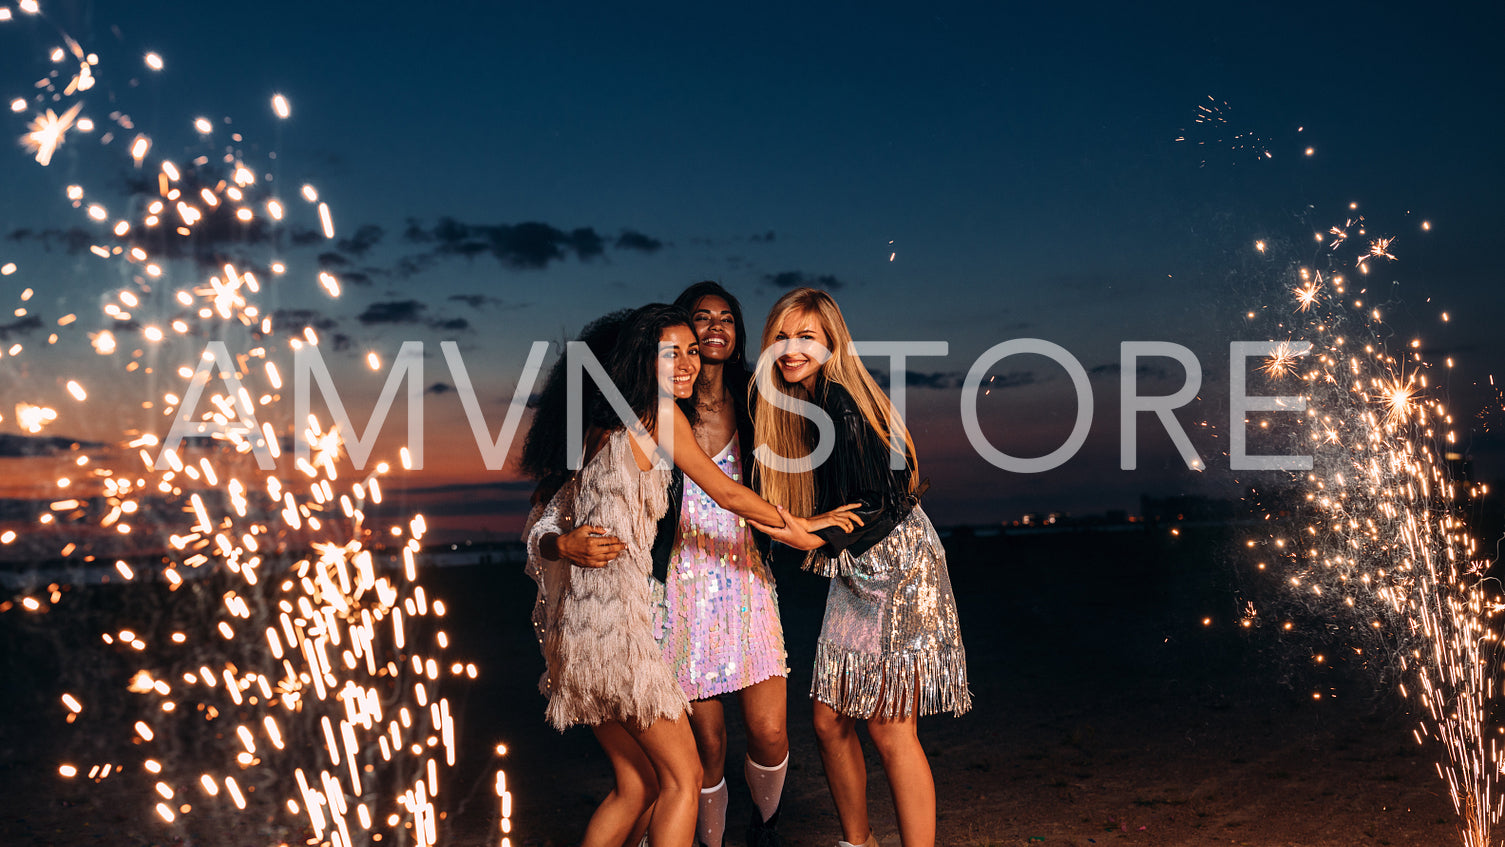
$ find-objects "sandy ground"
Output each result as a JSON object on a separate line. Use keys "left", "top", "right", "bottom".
{"left": 0, "top": 526, "right": 1467, "bottom": 846}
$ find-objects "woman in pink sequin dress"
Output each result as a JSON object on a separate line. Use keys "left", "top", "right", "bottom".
{"left": 656, "top": 283, "right": 789, "bottom": 847}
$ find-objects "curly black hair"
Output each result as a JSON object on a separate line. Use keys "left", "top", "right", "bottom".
{"left": 519, "top": 308, "right": 633, "bottom": 482}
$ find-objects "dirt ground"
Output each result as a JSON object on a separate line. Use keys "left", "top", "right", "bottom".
{"left": 0, "top": 527, "right": 1467, "bottom": 846}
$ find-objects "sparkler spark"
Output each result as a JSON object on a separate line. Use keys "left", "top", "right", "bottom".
{"left": 1176, "top": 95, "right": 1277, "bottom": 167}
{"left": 2, "top": 17, "right": 488, "bottom": 845}
{"left": 1247, "top": 220, "right": 1496, "bottom": 847}
{"left": 1259, "top": 339, "right": 1306, "bottom": 378}
{"left": 21, "top": 102, "right": 83, "bottom": 166}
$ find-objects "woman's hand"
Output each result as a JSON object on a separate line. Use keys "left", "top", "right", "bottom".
{"left": 807, "top": 503, "right": 865, "bottom": 534}
{"left": 554, "top": 525, "right": 625, "bottom": 568}
{"left": 751, "top": 506, "right": 832, "bottom": 551}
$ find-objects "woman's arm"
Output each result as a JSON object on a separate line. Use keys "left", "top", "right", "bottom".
{"left": 529, "top": 476, "right": 626, "bottom": 567}
{"left": 657, "top": 406, "right": 860, "bottom": 538}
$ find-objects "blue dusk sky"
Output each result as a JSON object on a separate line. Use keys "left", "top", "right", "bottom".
{"left": 1, "top": 1, "right": 1502, "bottom": 540}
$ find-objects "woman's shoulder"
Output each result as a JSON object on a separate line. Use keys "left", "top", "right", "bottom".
{"left": 817, "top": 378, "right": 862, "bottom": 416}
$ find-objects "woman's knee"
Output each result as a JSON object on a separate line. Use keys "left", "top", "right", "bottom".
{"left": 744, "top": 711, "right": 788, "bottom": 755}
{"left": 812, "top": 704, "right": 855, "bottom": 744}
{"left": 693, "top": 727, "right": 727, "bottom": 771}
{"left": 865, "top": 715, "right": 920, "bottom": 758}
{"left": 660, "top": 756, "right": 704, "bottom": 798}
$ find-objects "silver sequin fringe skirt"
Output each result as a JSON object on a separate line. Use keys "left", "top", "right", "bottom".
{"left": 809, "top": 505, "right": 971, "bottom": 719}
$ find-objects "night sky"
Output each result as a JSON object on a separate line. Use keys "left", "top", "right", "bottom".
{"left": 2, "top": 1, "right": 1503, "bottom": 542}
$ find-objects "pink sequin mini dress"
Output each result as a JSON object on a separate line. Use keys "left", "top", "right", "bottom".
{"left": 654, "top": 439, "right": 787, "bottom": 700}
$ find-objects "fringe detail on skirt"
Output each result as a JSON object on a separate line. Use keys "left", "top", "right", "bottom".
{"left": 803, "top": 546, "right": 858, "bottom": 577}
{"left": 811, "top": 640, "right": 972, "bottom": 720}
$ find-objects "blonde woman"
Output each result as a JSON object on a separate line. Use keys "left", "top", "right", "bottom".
{"left": 750, "top": 288, "right": 970, "bottom": 847}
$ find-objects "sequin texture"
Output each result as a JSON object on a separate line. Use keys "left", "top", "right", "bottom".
{"left": 655, "top": 439, "right": 787, "bottom": 700}
{"left": 808, "top": 505, "right": 970, "bottom": 719}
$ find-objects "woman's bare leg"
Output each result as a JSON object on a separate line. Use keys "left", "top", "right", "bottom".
{"left": 737, "top": 675, "right": 789, "bottom": 768}
{"left": 688, "top": 698, "right": 729, "bottom": 846}
{"left": 585, "top": 721, "right": 658, "bottom": 847}
{"left": 867, "top": 708, "right": 935, "bottom": 847}
{"left": 625, "top": 712, "right": 703, "bottom": 846}
{"left": 688, "top": 697, "right": 728, "bottom": 785}
{"left": 813, "top": 700, "right": 870, "bottom": 844}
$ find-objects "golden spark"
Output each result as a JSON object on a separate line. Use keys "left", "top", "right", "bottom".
{"left": 22, "top": 102, "right": 84, "bottom": 166}
{"left": 1261, "top": 340, "right": 1306, "bottom": 378}
{"left": 1294, "top": 275, "right": 1323, "bottom": 312}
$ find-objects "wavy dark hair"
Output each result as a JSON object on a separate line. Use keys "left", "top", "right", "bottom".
{"left": 588, "top": 303, "right": 698, "bottom": 434}
{"left": 519, "top": 308, "right": 634, "bottom": 482}
{"left": 672, "top": 280, "right": 751, "bottom": 414}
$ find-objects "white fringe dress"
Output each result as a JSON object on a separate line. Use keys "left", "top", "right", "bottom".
{"left": 543, "top": 429, "right": 690, "bottom": 731}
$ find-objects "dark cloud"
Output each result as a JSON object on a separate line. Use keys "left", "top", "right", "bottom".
{"left": 406, "top": 217, "right": 606, "bottom": 269}
{"left": 271, "top": 309, "right": 340, "bottom": 332}
{"left": 358, "top": 300, "right": 428, "bottom": 325}
{"left": 394, "top": 254, "right": 438, "bottom": 277}
{"left": 868, "top": 369, "right": 966, "bottom": 390}
{"left": 317, "top": 251, "right": 351, "bottom": 267}
{"left": 394, "top": 217, "right": 666, "bottom": 274}
{"left": 288, "top": 229, "right": 327, "bottom": 247}
{"left": 425, "top": 382, "right": 453, "bottom": 395}
{"left": 764, "top": 270, "right": 845, "bottom": 290}
{"left": 337, "top": 224, "right": 384, "bottom": 257}
{"left": 615, "top": 230, "right": 663, "bottom": 252}
{"left": 447, "top": 294, "right": 525, "bottom": 310}
{"left": 6, "top": 226, "right": 93, "bottom": 254}
{"left": 430, "top": 317, "right": 470, "bottom": 331}
{"left": 402, "top": 218, "right": 431, "bottom": 243}
{"left": 1090, "top": 362, "right": 1183, "bottom": 382}
{"left": 0, "top": 315, "right": 45, "bottom": 340}
{"left": 113, "top": 171, "right": 319, "bottom": 268}
{"left": 984, "top": 370, "right": 1039, "bottom": 389}
{"left": 904, "top": 370, "right": 966, "bottom": 389}
{"left": 10, "top": 165, "right": 324, "bottom": 272}
{"left": 751, "top": 230, "right": 776, "bottom": 243}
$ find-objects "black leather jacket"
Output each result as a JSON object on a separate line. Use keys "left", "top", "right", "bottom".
{"left": 808, "top": 378, "right": 917, "bottom": 561}
{"left": 649, "top": 387, "right": 771, "bottom": 581}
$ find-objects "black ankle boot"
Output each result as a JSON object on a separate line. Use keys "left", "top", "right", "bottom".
{"left": 746, "top": 804, "right": 782, "bottom": 847}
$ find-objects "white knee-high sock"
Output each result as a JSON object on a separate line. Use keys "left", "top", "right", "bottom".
{"left": 744, "top": 752, "right": 789, "bottom": 823}
{"left": 696, "top": 778, "right": 728, "bottom": 847}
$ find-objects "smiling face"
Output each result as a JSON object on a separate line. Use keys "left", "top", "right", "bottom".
{"left": 657, "top": 324, "right": 701, "bottom": 399}
{"left": 689, "top": 294, "right": 737, "bottom": 365}
{"left": 772, "top": 309, "right": 830, "bottom": 390}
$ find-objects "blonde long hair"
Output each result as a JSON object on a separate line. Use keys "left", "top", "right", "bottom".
{"left": 751, "top": 288, "right": 918, "bottom": 514}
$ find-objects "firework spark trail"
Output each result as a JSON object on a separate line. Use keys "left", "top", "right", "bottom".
{"left": 1247, "top": 219, "right": 1499, "bottom": 846}
{"left": 1, "top": 6, "right": 504, "bottom": 844}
